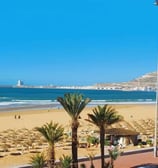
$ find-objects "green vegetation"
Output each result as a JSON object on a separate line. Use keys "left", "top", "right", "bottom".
{"left": 30, "top": 93, "right": 125, "bottom": 168}
{"left": 87, "top": 136, "right": 99, "bottom": 147}
{"left": 86, "top": 105, "right": 123, "bottom": 168}
{"left": 57, "top": 93, "right": 91, "bottom": 168}
{"left": 36, "top": 121, "right": 64, "bottom": 168}
{"left": 59, "top": 155, "right": 72, "bottom": 168}
{"left": 30, "top": 153, "right": 46, "bottom": 168}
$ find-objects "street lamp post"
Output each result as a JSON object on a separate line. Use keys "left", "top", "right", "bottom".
{"left": 154, "top": 69, "right": 158, "bottom": 157}
{"left": 153, "top": 0, "right": 158, "bottom": 157}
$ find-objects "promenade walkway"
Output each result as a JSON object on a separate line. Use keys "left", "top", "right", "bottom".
{"left": 79, "top": 148, "right": 158, "bottom": 168}
{"left": 11, "top": 148, "right": 158, "bottom": 168}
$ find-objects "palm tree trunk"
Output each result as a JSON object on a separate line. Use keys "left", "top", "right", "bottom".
{"left": 110, "top": 158, "right": 114, "bottom": 168}
{"left": 72, "top": 126, "right": 78, "bottom": 168}
{"left": 48, "top": 145, "right": 55, "bottom": 168}
{"left": 100, "top": 127, "right": 105, "bottom": 168}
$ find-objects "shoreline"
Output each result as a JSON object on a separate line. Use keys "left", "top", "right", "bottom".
{"left": 0, "top": 104, "right": 58, "bottom": 113}
{"left": 0, "top": 101, "right": 156, "bottom": 113}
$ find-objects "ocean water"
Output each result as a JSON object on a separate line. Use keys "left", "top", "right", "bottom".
{"left": 0, "top": 87, "right": 156, "bottom": 110}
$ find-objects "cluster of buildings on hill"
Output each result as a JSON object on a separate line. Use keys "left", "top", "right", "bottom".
{"left": 15, "top": 72, "right": 157, "bottom": 91}
{"left": 94, "top": 72, "right": 157, "bottom": 91}
{"left": 94, "top": 83, "right": 155, "bottom": 91}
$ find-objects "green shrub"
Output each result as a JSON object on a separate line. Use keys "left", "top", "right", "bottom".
{"left": 30, "top": 153, "right": 46, "bottom": 168}
{"left": 87, "top": 136, "right": 99, "bottom": 145}
{"left": 104, "top": 140, "right": 110, "bottom": 146}
{"left": 59, "top": 154, "right": 72, "bottom": 168}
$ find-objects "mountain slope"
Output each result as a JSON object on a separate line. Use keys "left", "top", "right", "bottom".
{"left": 95, "top": 72, "right": 157, "bottom": 91}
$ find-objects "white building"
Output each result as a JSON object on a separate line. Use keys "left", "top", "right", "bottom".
{"left": 17, "top": 80, "right": 24, "bottom": 87}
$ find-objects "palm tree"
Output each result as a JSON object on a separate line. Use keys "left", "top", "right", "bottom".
{"left": 57, "top": 93, "right": 91, "bottom": 168}
{"left": 30, "top": 153, "right": 46, "bottom": 168}
{"left": 85, "top": 105, "right": 123, "bottom": 168}
{"left": 107, "top": 146, "right": 123, "bottom": 168}
{"left": 87, "top": 153, "right": 95, "bottom": 168}
{"left": 36, "top": 121, "right": 64, "bottom": 168}
{"left": 59, "top": 154, "right": 72, "bottom": 168}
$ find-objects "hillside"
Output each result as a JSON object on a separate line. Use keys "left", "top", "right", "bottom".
{"left": 131, "top": 72, "right": 157, "bottom": 85}
{"left": 95, "top": 72, "right": 157, "bottom": 91}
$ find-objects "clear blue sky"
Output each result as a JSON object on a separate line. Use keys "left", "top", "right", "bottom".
{"left": 0, "top": 0, "right": 158, "bottom": 86}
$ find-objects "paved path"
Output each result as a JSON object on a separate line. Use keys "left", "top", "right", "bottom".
{"left": 79, "top": 148, "right": 158, "bottom": 168}
{"left": 12, "top": 148, "right": 158, "bottom": 168}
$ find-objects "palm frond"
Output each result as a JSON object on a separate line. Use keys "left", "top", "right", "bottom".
{"left": 86, "top": 104, "right": 123, "bottom": 128}
{"left": 30, "top": 153, "right": 46, "bottom": 168}
{"left": 57, "top": 93, "right": 91, "bottom": 120}
{"left": 35, "top": 121, "right": 64, "bottom": 145}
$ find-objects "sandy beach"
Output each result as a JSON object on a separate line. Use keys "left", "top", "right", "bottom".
{"left": 0, "top": 104, "right": 156, "bottom": 167}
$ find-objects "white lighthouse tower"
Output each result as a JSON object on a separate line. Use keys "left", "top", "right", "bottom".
{"left": 17, "top": 80, "right": 24, "bottom": 87}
